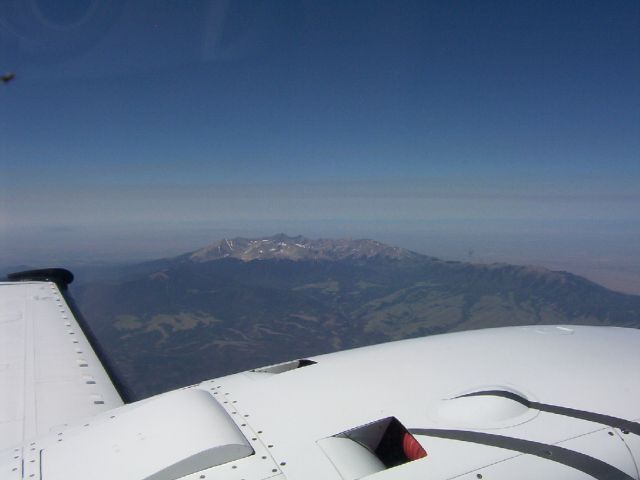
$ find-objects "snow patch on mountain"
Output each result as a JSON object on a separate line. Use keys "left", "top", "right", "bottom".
{"left": 189, "top": 234, "right": 419, "bottom": 263}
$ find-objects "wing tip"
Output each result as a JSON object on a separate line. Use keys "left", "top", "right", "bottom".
{"left": 6, "top": 268, "right": 74, "bottom": 290}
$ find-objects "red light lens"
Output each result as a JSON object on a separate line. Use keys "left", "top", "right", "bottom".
{"left": 402, "top": 432, "right": 427, "bottom": 461}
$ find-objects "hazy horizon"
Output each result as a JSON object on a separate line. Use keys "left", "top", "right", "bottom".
{"left": 3, "top": 222, "right": 639, "bottom": 295}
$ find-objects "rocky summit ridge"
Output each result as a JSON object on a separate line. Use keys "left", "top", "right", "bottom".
{"left": 188, "top": 234, "right": 419, "bottom": 263}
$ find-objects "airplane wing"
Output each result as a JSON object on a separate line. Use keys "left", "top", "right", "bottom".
{"left": 0, "top": 269, "right": 124, "bottom": 451}
{"left": 2, "top": 268, "right": 639, "bottom": 479}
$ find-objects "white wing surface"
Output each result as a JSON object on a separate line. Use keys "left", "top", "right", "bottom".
{"left": 2, "top": 269, "right": 639, "bottom": 480}
{"left": 0, "top": 278, "right": 123, "bottom": 451}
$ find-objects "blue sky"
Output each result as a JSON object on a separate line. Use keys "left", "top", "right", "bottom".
{"left": 1, "top": 1, "right": 639, "bottom": 290}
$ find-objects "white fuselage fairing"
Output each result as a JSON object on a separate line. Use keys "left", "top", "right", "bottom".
{"left": 1, "top": 280, "right": 639, "bottom": 479}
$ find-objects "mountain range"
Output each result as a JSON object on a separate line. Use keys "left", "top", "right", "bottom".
{"left": 71, "top": 234, "right": 640, "bottom": 399}
{"left": 187, "top": 233, "right": 418, "bottom": 262}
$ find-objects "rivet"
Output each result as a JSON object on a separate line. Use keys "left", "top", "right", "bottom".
{"left": 257, "top": 430, "right": 263, "bottom": 434}
{"left": 244, "top": 414, "right": 249, "bottom": 417}
{"left": 608, "top": 431, "right": 614, "bottom": 436}
{"left": 261, "top": 456, "right": 267, "bottom": 460}
{"left": 268, "top": 445, "right": 273, "bottom": 448}
{"left": 231, "top": 465, "right": 237, "bottom": 469}
{"left": 272, "top": 469, "right": 277, "bottom": 473}
{"left": 476, "top": 475, "right": 482, "bottom": 479}
{"left": 280, "top": 462, "right": 286, "bottom": 466}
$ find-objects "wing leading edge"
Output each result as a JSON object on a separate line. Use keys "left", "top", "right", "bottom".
{"left": 0, "top": 271, "right": 124, "bottom": 450}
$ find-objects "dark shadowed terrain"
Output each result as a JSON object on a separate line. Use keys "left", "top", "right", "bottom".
{"left": 68, "top": 235, "right": 640, "bottom": 399}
